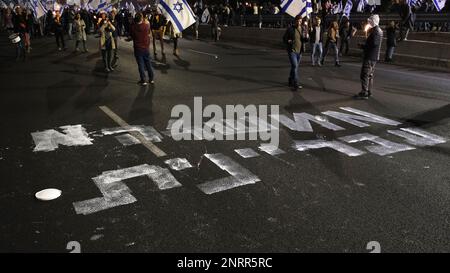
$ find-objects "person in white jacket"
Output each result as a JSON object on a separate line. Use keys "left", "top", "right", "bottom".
{"left": 74, "top": 13, "right": 88, "bottom": 53}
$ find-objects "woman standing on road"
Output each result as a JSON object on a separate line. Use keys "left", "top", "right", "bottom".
{"left": 74, "top": 13, "right": 88, "bottom": 53}
{"left": 99, "top": 18, "right": 116, "bottom": 72}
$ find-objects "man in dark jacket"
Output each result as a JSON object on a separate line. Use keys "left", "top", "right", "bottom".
{"left": 354, "top": 14, "right": 383, "bottom": 100}
{"left": 397, "top": 0, "right": 415, "bottom": 41}
{"left": 283, "top": 15, "right": 304, "bottom": 90}
{"left": 385, "top": 21, "right": 397, "bottom": 62}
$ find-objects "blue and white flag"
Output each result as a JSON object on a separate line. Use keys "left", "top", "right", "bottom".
{"left": 29, "top": 0, "right": 47, "bottom": 18}
{"left": 129, "top": 2, "right": 135, "bottom": 16}
{"left": 343, "top": 0, "right": 353, "bottom": 18}
{"left": 299, "top": 0, "right": 313, "bottom": 17}
{"left": 89, "top": 0, "right": 110, "bottom": 10}
{"left": 280, "top": 0, "right": 312, "bottom": 18}
{"left": 432, "top": 0, "right": 446, "bottom": 11}
{"left": 331, "top": 0, "right": 343, "bottom": 14}
{"left": 356, "top": 0, "right": 367, "bottom": 12}
{"left": 201, "top": 7, "right": 210, "bottom": 23}
{"left": 0, "top": 1, "right": 8, "bottom": 9}
{"left": 158, "top": 0, "right": 196, "bottom": 33}
{"left": 280, "top": 0, "right": 302, "bottom": 17}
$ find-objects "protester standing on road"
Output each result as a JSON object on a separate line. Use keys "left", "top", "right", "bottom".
{"left": 99, "top": 18, "right": 116, "bottom": 72}
{"left": 167, "top": 21, "right": 181, "bottom": 56}
{"left": 110, "top": 8, "right": 119, "bottom": 68}
{"left": 128, "top": 12, "right": 154, "bottom": 86}
{"left": 74, "top": 13, "right": 88, "bottom": 53}
{"left": 385, "top": 21, "right": 397, "bottom": 62}
{"left": 339, "top": 20, "right": 356, "bottom": 56}
{"left": 354, "top": 14, "right": 383, "bottom": 100}
{"left": 283, "top": 15, "right": 304, "bottom": 90}
{"left": 321, "top": 21, "right": 341, "bottom": 67}
{"left": 54, "top": 10, "right": 66, "bottom": 51}
{"left": 310, "top": 16, "right": 323, "bottom": 67}
{"left": 397, "top": 0, "right": 415, "bottom": 41}
{"left": 150, "top": 8, "right": 166, "bottom": 58}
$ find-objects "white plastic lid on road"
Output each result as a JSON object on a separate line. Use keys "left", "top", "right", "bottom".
{"left": 35, "top": 189, "right": 62, "bottom": 201}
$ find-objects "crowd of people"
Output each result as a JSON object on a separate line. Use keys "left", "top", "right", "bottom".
{"left": 0, "top": 1, "right": 447, "bottom": 100}
{"left": 1, "top": 4, "right": 187, "bottom": 85}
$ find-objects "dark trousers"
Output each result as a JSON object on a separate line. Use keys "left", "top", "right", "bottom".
{"left": 134, "top": 50, "right": 154, "bottom": 82}
{"left": 360, "top": 59, "right": 377, "bottom": 93}
{"left": 55, "top": 31, "right": 65, "bottom": 48}
{"left": 75, "top": 40, "right": 87, "bottom": 51}
{"left": 340, "top": 38, "right": 349, "bottom": 55}
{"left": 102, "top": 49, "right": 112, "bottom": 69}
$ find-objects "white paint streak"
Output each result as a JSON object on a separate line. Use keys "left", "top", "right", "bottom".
{"left": 102, "top": 125, "right": 163, "bottom": 142}
{"left": 387, "top": 127, "right": 447, "bottom": 147}
{"left": 258, "top": 144, "right": 285, "bottom": 155}
{"left": 339, "top": 133, "right": 415, "bottom": 156}
{"left": 271, "top": 113, "right": 344, "bottom": 132}
{"left": 164, "top": 158, "right": 193, "bottom": 171}
{"left": 73, "top": 164, "right": 181, "bottom": 215}
{"left": 197, "top": 153, "right": 260, "bottom": 194}
{"left": 114, "top": 134, "right": 141, "bottom": 146}
{"left": 31, "top": 125, "right": 93, "bottom": 152}
{"left": 293, "top": 140, "right": 365, "bottom": 157}
{"left": 234, "top": 148, "right": 260, "bottom": 158}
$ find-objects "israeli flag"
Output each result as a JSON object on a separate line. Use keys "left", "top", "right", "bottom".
{"left": 201, "top": 7, "right": 210, "bottom": 23}
{"left": 129, "top": 2, "right": 135, "bottom": 16}
{"left": 432, "top": 0, "right": 446, "bottom": 11}
{"left": 89, "top": 0, "right": 110, "bottom": 10}
{"left": 30, "top": 0, "right": 47, "bottom": 18}
{"left": 343, "top": 0, "right": 353, "bottom": 18}
{"left": 332, "top": 0, "right": 343, "bottom": 14}
{"left": 280, "top": 0, "right": 303, "bottom": 17}
{"left": 299, "top": 0, "right": 313, "bottom": 18}
{"left": 158, "top": 0, "right": 196, "bottom": 34}
{"left": 356, "top": 0, "right": 367, "bottom": 12}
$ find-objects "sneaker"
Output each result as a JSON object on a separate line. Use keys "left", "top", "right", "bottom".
{"left": 293, "top": 84, "right": 303, "bottom": 91}
{"left": 75, "top": 48, "right": 80, "bottom": 52}
{"left": 150, "top": 80, "right": 155, "bottom": 84}
{"left": 353, "top": 92, "right": 369, "bottom": 100}
{"left": 317, "top": 62, "right": 322, "bottom": 67}
{"left": 138, "top": 80, "right": 148, "bottom": 86}
{"left": 335, "top": 62, "right": 341, "bottom": 67}
{"left": 58, "top": 47, "right": 62, "bottom": 51}
{"left": 312, "top": 63, "right": 316, "bottom": 67}
{"left": 105, "top": 68, "right": 111, "bottom": 72}
{"left": 108, "top": 67, "right": 114, "bottom": 71}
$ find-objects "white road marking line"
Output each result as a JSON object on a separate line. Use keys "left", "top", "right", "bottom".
{"left": 99, "top": 106, "right": 167, "bottom": 157}
{"left": 188, "top": 49, "right": 219, "bottom": 59}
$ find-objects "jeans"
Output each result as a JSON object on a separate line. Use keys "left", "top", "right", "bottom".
{"left": 385, "top": 46, "right": 395, "bottom": 60}
{"left": 134, "top": 50, "right": 154, "bottom": 82}
{"left": 322, "top": 40, "right": 339, "bottom": 64}
{"left": 288, "top": 51, "right": 302, "bottom": 85}
{"left": 360, "top": 59, "right": 377, "bottom": 93}
{"left": 102, "top": 49, "right": 112, "bottom": 69}
{"left": 67, "top": 23, "right": 73, "bottom": 39}
{"left": 311, "top": 42, "right": 322, "bottom": 65}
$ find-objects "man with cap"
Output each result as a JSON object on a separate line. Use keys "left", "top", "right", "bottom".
{"left": 354, "top": 14, "right": 383, "bottom": 100}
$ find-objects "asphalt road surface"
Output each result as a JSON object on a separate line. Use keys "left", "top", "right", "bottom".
{"left": 0, "top": 32, "right": 449, "bottom": 253}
